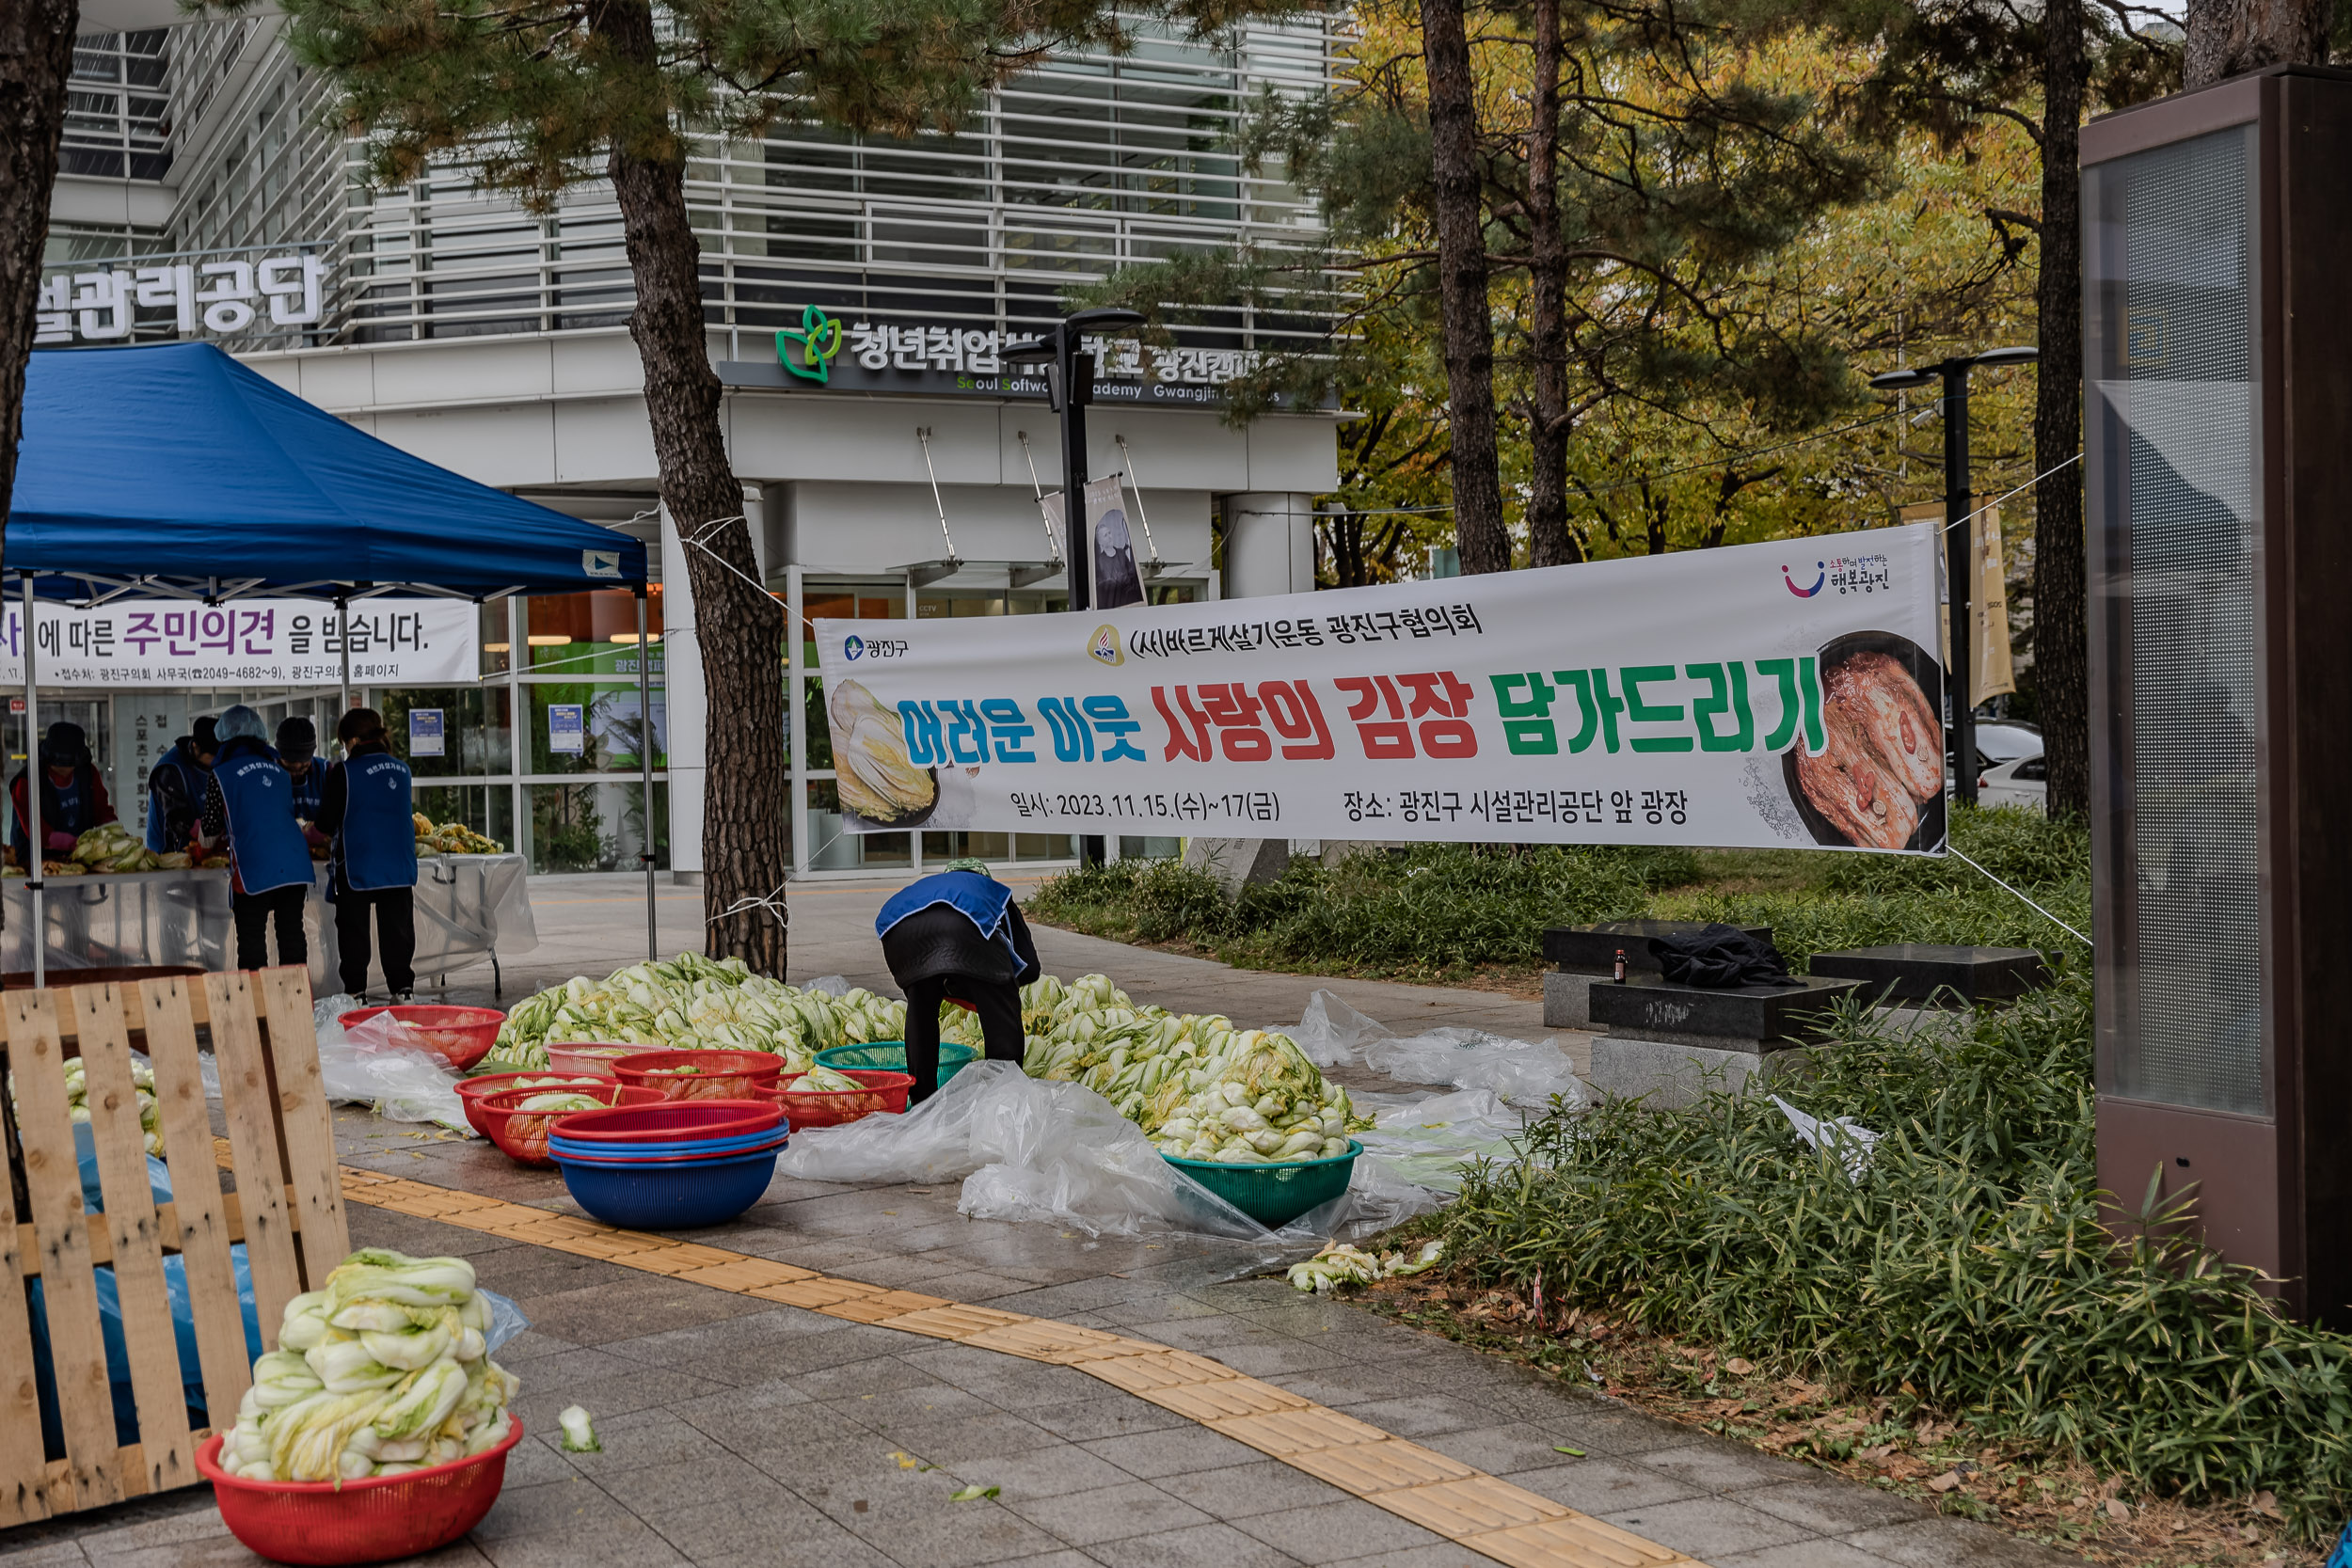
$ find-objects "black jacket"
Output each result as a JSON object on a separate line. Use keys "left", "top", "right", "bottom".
{"left": 882, "top": 901, "right": 1041, "bottom": 989}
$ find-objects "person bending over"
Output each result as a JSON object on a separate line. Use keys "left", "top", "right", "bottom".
{"left": 197, "top": 705, "right": 312, "bottom": 972}
{"left": 876, "top": 858, "right": 1040, "bottom": 1105}
{"left": 146, "top": 716, "right": 216, "bottom": 852}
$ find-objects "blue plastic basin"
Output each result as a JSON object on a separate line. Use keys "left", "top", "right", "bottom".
{"left": 548, "top": 1124, "right": 787, "bottom": 1159}
{"left": 555, "top": 1148, "right": 779, "bottom": 1228}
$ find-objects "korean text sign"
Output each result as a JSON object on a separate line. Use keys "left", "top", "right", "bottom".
{"left": 815, "top": 523, "right": 1948, "bottom": 854}
{"left": 0, "top": 598, "right": 479, "bottom": 688}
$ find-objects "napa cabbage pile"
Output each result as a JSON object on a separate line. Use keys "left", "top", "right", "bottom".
{"left": 215, "top": 1249, "right": 517, "bottom": 1481}
{"left": 1020, "top": 974, "right": 1368, "bottom": 1163}
{"left": 487, "top": 953, "right": 904, "bottom": 1071}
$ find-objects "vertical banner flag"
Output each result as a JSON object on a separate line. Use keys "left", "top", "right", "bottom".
{"left": 818, "top": 523, "right": 1947, "bottom": 853}
{"left": 1088, "top": 476, "right": 1147, "bottom": 610}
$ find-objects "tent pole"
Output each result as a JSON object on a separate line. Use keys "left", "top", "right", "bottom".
{"left": 637, "top": 587, "right": 655, "bottom": 963}
{"left": 22, "top": 578, "right": 41, "bottom": 989}
{"left": 337, "top": 594, "right": 351, "bottom": 728}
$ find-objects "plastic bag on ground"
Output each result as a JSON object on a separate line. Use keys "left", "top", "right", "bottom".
{"left": 777, "top": 1062, "right": 1445, "bottom": 1242}
{"left": 803, "top": 974, "right": 853, "bottom": 997}
{"left": 1772, "top": 1094, "right": 1879, "bottom": 1181}
{"left": 1292, "top": 989, "right": 1589, "bottom": 1110}
{"left": 478, "top": 1288, "right": 530, "bottom": 1354}
{"left": 312, "top": 992, "right": 470, "bottom": 1131}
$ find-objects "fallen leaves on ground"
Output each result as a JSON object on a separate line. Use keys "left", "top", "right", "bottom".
{"left": 1359, "top": 1273, "right": 2323, "bottom": 1568}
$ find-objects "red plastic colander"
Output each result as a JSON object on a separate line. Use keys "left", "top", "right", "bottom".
{"left": 195, "top": 1419, "right": 524, "bottom": 1566}
{"left": 338, "top": 1005, "right": 506, "bottom": 1070}
{"left": 478, "top": 1083, "right": 665, "bottom": 1166}
{"left": 762, "top": 1069, "right": 914, "bottom": 1128}
{"left": 609, "top": 1049, "right": 784, "bottom": 1101}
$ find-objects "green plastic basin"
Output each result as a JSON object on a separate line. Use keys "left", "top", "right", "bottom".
{"left": 1162, "top": 1139, "right": 1361, "bottom": 1228}
{"left": 815, "top": 1039, "right": 979, "bottom": 1085}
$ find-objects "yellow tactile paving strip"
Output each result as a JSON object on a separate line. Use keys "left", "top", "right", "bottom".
{"left": 325, "top": 1159, "right": 1707, "bottom": 1568}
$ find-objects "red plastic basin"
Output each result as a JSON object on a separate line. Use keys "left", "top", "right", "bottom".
{"left": 196, "top": 1419, "right": 524, "bottom": 1566}
{"left": 454, "top": 1071, "right": 610, "bottom": 1136}
{"left": 547, "top": 1100, "right": 783, "bottom": 1145}
{"left": 611, "top": 1049, "right": 785, "bottom": 1101}
{"left": 764, "top": 1069, "right": 914, "bottom": 1128}
{"left": 339, "top": 1005, "right": 506, "bottom": 1070}
{"left": 478, "top": 1083, "right": 665, "bottom": 1167}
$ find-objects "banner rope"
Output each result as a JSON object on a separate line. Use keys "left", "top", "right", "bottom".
{"left": 1948, "top": 847, "right": 2090, "bottom": 946}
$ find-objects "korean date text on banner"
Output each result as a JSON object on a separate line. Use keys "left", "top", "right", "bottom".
{"left": 815, "top": 522, "right": 1947, "bottom": 854}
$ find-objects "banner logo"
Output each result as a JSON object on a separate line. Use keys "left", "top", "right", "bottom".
{"left": 1782, "top": 562, "right": 1825, "bottom": 597}
{"left": 582, "top": 549, "right": 622, "bottom": 578}
{"left": 845, "top": 634, "right": 866, "bottom": 661}
{"left": 1088, "top": 626, "right": 1123, "bottom": 667}
{"left": 776, "top": 304, "right": 845, "bottom": 384}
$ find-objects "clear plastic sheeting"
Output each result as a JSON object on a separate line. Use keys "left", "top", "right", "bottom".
{"left": 802, "top": 974, "right": 853, "bottom": 997}
{"left": 1290, "top": 990, "right": 1589, "bottom": 1110}
{"left": 306, "top": 993, "right": 471, "bottom": 1131}
{"left": 1350, "top": 1088, "right": 1530, "bottom": 1194}
{"left": 0, "top": 855, "right": 535, "bottom": 991}
{"left": 776, "top": 1062, "right": 1439, "bottom": 1242}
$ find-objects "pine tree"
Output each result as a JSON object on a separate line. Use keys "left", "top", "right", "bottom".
{"left": 247, "top": 0, "right": 1257, "bottom": 971}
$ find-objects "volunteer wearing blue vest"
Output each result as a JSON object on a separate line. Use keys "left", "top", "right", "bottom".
{"left": 197, "top": 705, "right": 312, "bottom": 971}
{"left": 146, "top": 716, "right": 217, "bottom": 852}
{"left": 278, "top": 716, "right": 323, "bottom": 825}
{"left": 316, "top": 707, "right": 416, "bottom": 1003}
{"left": 9, "top": 722, "right": 117, "bottom": 868}
{"left": 875, "top": 859, "right": 1041, "bottom": 1105}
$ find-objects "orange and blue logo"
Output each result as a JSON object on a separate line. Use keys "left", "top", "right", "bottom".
{"left": 1783, "top": 562, "right": 1825, "bottom": 597}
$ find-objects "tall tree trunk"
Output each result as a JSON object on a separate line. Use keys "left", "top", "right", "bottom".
{"left": 2036, "top": 0, "right": 2090, "bottom": 822}
{"left": 2185, "top": 0, "right": 2331, "bottom": 85}
{"left": 1420, "top": 0, "right": 1510, "bottom": 575}
{"left": 0, "top": 0, "right": 76, "bottom": 545}
{"left": 596, "top": 0, "right": 788, "bottom": 974}
{"left": 1523, "top": 0, "right": 1580, "bottom": 568}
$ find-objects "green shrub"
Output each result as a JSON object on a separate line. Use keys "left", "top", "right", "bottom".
{"left": 1439, "top": 982, "right": 2352, "bottom": 1536}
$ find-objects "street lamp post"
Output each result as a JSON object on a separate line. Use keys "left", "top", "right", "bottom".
{"left": 1868, "top": 345, "right": 2037, "bottom": 809}
{"left": 1002, "top": 307, "right": 1146, "bottom": 867}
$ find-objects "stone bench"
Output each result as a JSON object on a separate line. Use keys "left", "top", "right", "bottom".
{"left": 1583, "top": 973, "right": 1867, "bottom": 1108}
{"left": 1541, "top": 920, "right": 1772, "bottom": 1028}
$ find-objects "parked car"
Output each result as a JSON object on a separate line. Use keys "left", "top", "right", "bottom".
{"left": 1979, "top": 752, "right": 2047, "bottom": 813}
{"left": 1972, "top": 720, "right": 2043, "bottom": 764}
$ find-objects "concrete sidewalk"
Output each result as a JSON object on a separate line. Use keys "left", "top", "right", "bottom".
{"left": 0, "top": 1119, "right": 2089, "bottom": 1568}
{"left": 0, "top": 869, "right": 2090, "bottom": 1567}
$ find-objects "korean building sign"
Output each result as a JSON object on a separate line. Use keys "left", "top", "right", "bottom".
{"left": 35, "top": 250, "right": 330, "bottom": 346}
{"left": 817, "top": 523, "right": 1950, "bottom": 855}
{"left": 0, "top": 598, "right": 478, "bottom": 687}
{"left": 723, "top": 304, "right": 1269, "bottom": 407}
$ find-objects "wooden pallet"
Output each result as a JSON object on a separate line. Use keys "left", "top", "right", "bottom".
{"left": 0, "top": 967, "right": 346, "bottom": 1527}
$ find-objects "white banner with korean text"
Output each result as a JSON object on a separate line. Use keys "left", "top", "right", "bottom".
{"left": 816, "top": 523, "right": 1949, "bottom": 853}
{"left": 0, "top": 598, "right": 479, "bottom": 688}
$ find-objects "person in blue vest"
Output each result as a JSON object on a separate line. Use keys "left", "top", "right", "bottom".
{"left": 145, "top": 715, "right": 216, "bottom": 852}
{"left": 278, "top": 716, "right": 323, "bottom": 826}
{"left": 876, "top": 858, "right": 1040, "bottom": 1105}
{"left": 196, "top": 705, "right": 312, "bottom": 972}
{"left": 9, "top": 722, "right": 117, "bottom": 868}
{"left": 316, "top": 707, "right": 416, "bottom": 1003}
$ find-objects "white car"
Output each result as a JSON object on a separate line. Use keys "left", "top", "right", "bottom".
{"left": 1979, "top": 752, "right": 2047, "bottom": 813}
{"left": 1972, "top": 721, "right": 2043, "bottom": 764}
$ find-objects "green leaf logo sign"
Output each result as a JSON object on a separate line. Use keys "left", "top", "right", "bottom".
{"left": 776, "top": 304, "right": 845, "bottom": 384}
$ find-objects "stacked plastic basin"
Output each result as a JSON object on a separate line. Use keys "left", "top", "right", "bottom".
{"left": 547, "top": 1101, "right": 787, "bottom": 1228}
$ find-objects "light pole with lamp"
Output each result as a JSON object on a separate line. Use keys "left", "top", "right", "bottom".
{"left": 1867, "top": 344, "right": 2037, "bottom": 808}
{"left": 1000, "top": 306, "right": 1146, "bottom": 868}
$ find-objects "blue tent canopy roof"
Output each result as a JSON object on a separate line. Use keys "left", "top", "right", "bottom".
{"left": 8, "top": 342, "right": 647, "bottom": 600}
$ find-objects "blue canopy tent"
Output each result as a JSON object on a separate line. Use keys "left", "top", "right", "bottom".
{"left": 8, "top": 342, "right": 660, "bottom": 979}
